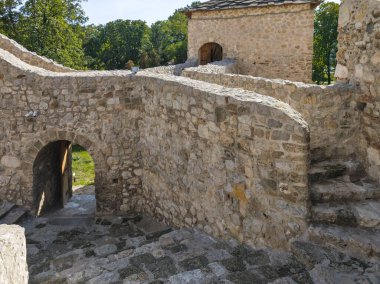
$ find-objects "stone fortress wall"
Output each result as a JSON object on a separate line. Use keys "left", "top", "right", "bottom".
{"left": 187, "top": 3, "right": 315, "bottom": 82}
{"left": 0, "top": 41, "right": 309, "bottom": 249}
{"left": 0, "top": 0, "right": 379, "bottom": 255}
{"left": 335, "top": 0, "right": 380, "bottom": 182}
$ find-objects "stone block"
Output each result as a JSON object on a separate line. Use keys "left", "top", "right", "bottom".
{"left": 0, "top": 225, "right": 28, "bottom": 284}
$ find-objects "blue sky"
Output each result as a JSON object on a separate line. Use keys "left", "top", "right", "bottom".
{"left": 82, "top": 0, "right": 199, "bottom": 26}
{"left": 82, "top": 0, "right": 341, "bottom": 26}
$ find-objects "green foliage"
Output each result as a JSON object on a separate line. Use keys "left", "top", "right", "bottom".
{"left": 83, "top": 19, "right": 150, "bottom": 70}
{"left": 313, "top": 1, "right": 339, "bottom": 85}
{"left": 150, "top": 12, "right": 188, "bottom": 65}
{"left": 0, "top": 0, "right": 88, "bottom": 69}
{"left": 0, "top": 0, "right": 21, "bottom": 38}
{"left": 72, "top": 145, "right": 94, "bottom": 186}
{"left": 83, "top": 7, "right": 189, "bottom": 70}
{"left": 0, "top": 0, "right": 191, "bottom": 70}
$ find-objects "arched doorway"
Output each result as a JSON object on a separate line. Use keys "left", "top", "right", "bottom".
{"left": 33, "top": 140, "right": 95, "bottom": 216}
{"left": 199, "top": 42, "right": 223, "bottom": 65}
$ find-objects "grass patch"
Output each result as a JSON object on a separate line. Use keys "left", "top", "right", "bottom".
{"left": 72, "top": 145, "right": 95, "bottom": 186}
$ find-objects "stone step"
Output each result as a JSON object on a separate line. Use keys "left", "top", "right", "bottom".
{"left": 291, "top": 240, "right": 368, "bottom": 270}
{"left": 309, "top": 161, "right": 347, "bottom": 183}
{"left": 0, "top": 206, "right": 28, "bottom": 225}
{"left": 0, "top": 200, "right": 15, "bottom": 219}
{"left": 132, "top": 215, "right": 172, "bottom": 240}
{"left": 311, "top": 200, "right": 380, "bottom": 229}
{"left": 309, "top": 224, "right": 380, "bottom": 260}
{"left": 311, "top": 177, "right": 380, "bottom": 203}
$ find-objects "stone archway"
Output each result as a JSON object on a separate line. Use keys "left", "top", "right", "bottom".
{"left": 199, "top": 42, "right": 223, "bottom": 65}
{"left": 33, "top": 140, "right": 73, "bottom": 215}
{"left": 21, "top": 130, "right": 109, "bottom": 215}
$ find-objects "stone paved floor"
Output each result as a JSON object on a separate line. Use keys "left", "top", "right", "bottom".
{"left": 21, "top": 190, "right": 380, "bottom": 284}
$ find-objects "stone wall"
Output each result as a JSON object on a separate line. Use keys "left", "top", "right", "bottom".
{"left": 0, "top": 48, "right": 143, "bottom": 215}
{"left": 0, "top": 40, "right": 310, "bottom": 249}
{"left": 187, "top": 4, "right": 315, "bottom": 83}
{"left": 138, "top": 75, "right": 310, "bottom": 249}
{"left": 182, "top": 70, "right": 361, "bottom": 163}
{"left": 0, "top": 225, "right": 28, "bottom": 284}
{"left": 335, "top": 0, "right": 380, "bottom": 182}
{"left": 0, "top": 33, "right": 73, "bottom": 73}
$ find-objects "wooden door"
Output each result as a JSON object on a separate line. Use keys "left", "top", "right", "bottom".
{"left": 199, "top": 43, "right": 223, "bottom": 65}
{"left": 200, "top": 43, "right": 211, "bottom": 65}
{"left": 60, "top": 141, "right": 72, "bottom": 207}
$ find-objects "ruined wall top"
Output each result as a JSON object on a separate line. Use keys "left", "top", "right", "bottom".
{"left": 0, "top": 34, "right": 73, "bottom": 73}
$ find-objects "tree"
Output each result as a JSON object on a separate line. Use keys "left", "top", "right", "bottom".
{"left": 0, "top": 0, "right": 22, "bottom": 38}
{"left": 149, "top": 1, "right": 201, "bottom": 66}
{"left": 0, "top": 0, "right": 197, "bottom": 70}
{"left": 17, "top": 0, "right": 88, "bottom": 69}
{"left": 313, "top": 1, "right": 339, "bottom": 85}
{"left": 150, "top": 10, "right": 188, "bottom": 65}
{"left": 83, "top": 20, "right": 150, "bottom": 70}
{"left": 83, "top": 24, "right": 105, "bottom": 69}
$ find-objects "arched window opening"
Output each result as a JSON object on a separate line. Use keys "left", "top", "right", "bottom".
{"left": 33, "top": 141, "right": 95, "bottom": 217}
{"left": 199, "top": 42, "right": 223, "bottom": 65}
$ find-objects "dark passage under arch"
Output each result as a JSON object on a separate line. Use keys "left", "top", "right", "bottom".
{"left": 33, "top": 140, "right": 72, "bottom": 215}
{"left": 199, "top": 42, "right": 223, "bottom": 65}
{"left": 33, "top": 140, "right": 95, "bottom": 216}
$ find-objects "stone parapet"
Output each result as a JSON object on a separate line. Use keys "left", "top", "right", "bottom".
{"left": 182, "top": 70, "right": 361, "bottom": 163}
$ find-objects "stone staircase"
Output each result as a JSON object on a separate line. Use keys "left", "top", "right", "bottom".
{"left": 0, "top": 200, "right": 28, "bottom": 225}
{"left": 307, "top": 160, "right": 380, "bottom": 260}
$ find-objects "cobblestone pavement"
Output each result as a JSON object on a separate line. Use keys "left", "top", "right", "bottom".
{"left": 21, "top": 193, "right": 380, "bottom": 284}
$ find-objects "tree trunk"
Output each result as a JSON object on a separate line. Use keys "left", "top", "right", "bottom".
{"left": 327, "top": 51, "right": 331, "bottom": 85}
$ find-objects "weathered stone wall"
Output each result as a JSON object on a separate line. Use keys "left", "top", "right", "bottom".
{"left": 0, "top": 48, "right": 143, "bottom": 215}
{"left": 182, "top": 70, "right": 361, "bottom": 162}
{"left": 0, "top": 40, "right": 310, "bottom": 249}
{"left": 187, "top": 4, "right": 315, "bottom": 82}
{"left": 0, "top": 34, "right": 73, "bottom": 72}
{"left": 335, "top": 0, "right": 380, "bottom": 182}
{"left": 0, "top": 225, "right": 28, "bottom": 284}
{"left": 138, "top": 75, "right": 310, "bottom": 249}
